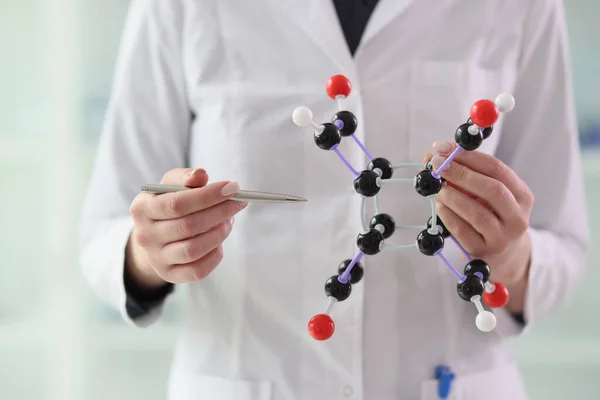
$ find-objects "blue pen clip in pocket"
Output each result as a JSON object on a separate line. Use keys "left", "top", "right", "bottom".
{"left": 435, "top": 365, "right": 455, "bottom": 399}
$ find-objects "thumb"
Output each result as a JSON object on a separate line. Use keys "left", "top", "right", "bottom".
{"left": 185, "top": 168, "right": 209, "bottom": 187}
{"left": 160, "top": 168, "right": 209, "bottom": 187}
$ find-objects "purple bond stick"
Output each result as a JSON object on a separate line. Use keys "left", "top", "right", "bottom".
{"left": 333, "top": 118, "right": 373, "bottom": 161}
{"left": 435, "top": 250, "right": 465, "bottom": 282}
{"left": 339, "top": 251, "right": 365, "bottom": 283}
{"left": 432, "top": 145, "right": 463, "bottom": 179}
{"left": 332, "top": 145, "right": 359, "bottom": 176}
{"left": 450, "top": 235, "right": 471, "bottom": 262}
{"left": 351, "top": 135, "right": 374, "bottom": 161}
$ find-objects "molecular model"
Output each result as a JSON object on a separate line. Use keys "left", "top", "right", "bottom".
{"left": 292, "top": 75, "right": 516, "bottom": 341}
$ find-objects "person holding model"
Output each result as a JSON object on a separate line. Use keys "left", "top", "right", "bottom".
{"left": 80, "top": 0, "right": 589, "bottom": 399}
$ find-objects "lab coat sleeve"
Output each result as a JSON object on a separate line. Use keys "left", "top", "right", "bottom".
{"left": 492, "top": 0, "right": 590, "bottom": 337}
{"left": 78, "top": 0, "right": 190, "bottom": 328}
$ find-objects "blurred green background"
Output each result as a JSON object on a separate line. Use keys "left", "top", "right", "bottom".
{"left": 0, "top": 1, "right": 598, "bottom": 399}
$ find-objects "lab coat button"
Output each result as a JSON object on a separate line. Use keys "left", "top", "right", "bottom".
{"left": 342, "top": 385, "right": 353, "bottom": 397}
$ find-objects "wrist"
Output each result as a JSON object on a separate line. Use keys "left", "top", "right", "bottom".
{"left": 125, "top": 230, "right": 169, "bottom": 291}
{"left": 503, "top": 233, "right": 532, "bottom": 314}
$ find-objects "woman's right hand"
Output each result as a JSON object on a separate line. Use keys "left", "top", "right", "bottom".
{"left": 126, "top": 168, "right": 247, "bottom": 290}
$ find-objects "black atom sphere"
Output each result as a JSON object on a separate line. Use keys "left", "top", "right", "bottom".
{"left": 337, "top": 259, "right": 364, "bottom": 284}
{"left": 467, "top": 118, "right": 493, "bottom": 139}
{"left": 368, "top": 157, "right": 394, "bottom": 179}
{"left": 424, "top": 161, "right": 446, "bottom": 183}
{"left": 332, "top": 110, "right": 358, "bottom": 136}
{"left": 414, "top": 169, "right": 442, "bottom": 197}
{"left": 354, "top": 169, "right": 381, "bottom": 197}
{"left": 325, "top": 275, "right": 352, "bottom": 301}
{"left": 357, "top": 228, "right": 384, "bottom": 255}
{"left": 369, "top": 213, "right": 396, "bottom": 239}
{"left": 455, "top": 122, "right": 483, "bottom": 151}
{"left": 416, "top": 229, "right": 444, "bottom": 256}
{"left": 463, "top": 259, "right": 491, "bottom": 283}
{"left": 313, "top": 122, "right": 341, "bottom": 150}
{"left": 457, "top": 275, "right": 485, "bottom": 302}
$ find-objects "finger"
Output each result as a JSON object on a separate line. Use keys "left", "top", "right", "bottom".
{"left": 161, "top": 245, "right": 224, "bottom": 283}
{"left": 158, "top": 220, "right": 233, "bottom": 265}
{"left": 422, "top": 152, "right": 434, "bottom": 165}
{"left": 432, "top": 141, "right": 531, "bottom": 205}
{"left": 146, "top": 180, "right": 242, "bottom": 220}
{"left": 130, "top": 168, "right": 212, "bottom": 237}
{"left": 130, "top": 193, "right": 153, "bottom": 225}
{"left": 445, "top": 181, "right": 480, "bottom": 202}
{"left": 161, "top": 168, "right": 208, "bottom": 187}
{"left": 436, "top": 185, "right": 507, "bottom": 249}
{"left": 431, "top": 155, "right": 522, "bottom": 226}
{"left": 184, "top": 168, "right": 210, "bottom": 187}
{"left": 444, "top": 181, "right": 495, "bottom": 212}
{"left": 432, "top": 141, "right": 458, "bottom": 156}
{"left": 436, "top": 202, "right": 486, "bottom": 254}
{"left": 152, "top": 200, "right": 247, "bottom": 243}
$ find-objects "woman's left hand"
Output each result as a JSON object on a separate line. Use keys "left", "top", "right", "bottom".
{"left": 423, "top": 141, "right": 535, "bottom": 291}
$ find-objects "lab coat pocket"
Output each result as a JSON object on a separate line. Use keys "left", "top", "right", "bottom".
{"left": 419, "top": 362, "right": 528, "bottom": 400}
{"left": 167, "top": 367, "right": 273, "bottom": 400}
{"left": 408, "top": 60, "right": 508, "bottom": 159}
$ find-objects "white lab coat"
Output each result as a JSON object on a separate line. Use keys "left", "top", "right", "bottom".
{"left": 79, "top": 0, "right": 589, "bottom": 399}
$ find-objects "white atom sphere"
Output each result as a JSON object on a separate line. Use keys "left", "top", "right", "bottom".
{"left": 475, "top": 311, "right": 497, "bottom": 332}
{"left": 495, "top": 93, "right": 515, "bottom": 112}
{"left": 292, "top": 106, "right": 313, "bottom": 127}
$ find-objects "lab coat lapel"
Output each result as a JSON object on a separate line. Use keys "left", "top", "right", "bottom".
{"left": 268, "top": 0, "right": 355, "bottom": 74}
{"left": 358, "top": 0, "right": 416, "bottom": 51}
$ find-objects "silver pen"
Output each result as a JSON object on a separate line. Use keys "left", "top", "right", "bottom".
{"left": 140, "top": 184, "right": 307, "bottom": 203}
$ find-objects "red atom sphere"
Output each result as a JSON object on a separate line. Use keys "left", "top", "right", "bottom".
{"left": 470, "top": 99, "right": 499, "bottom": 128}
{"left": 308, "top": 314, "right": 335, "bottom": 341}
{"left": 326, "top": 75, "right": 352, "bottom": 99}
{"left": 483, "top": 282, "right": 509, "bottom": 308}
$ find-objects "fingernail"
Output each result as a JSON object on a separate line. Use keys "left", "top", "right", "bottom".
{"left": 237, "top": 201, "right": 248, "bottom": 210}
{"left": 188, "top": 168, "right": 205, "bottom": 178}
{"left": 221, "top": 181, "right": 240, "bottom": 196}
{"left": 433, "top": 141, "right": 452, "bottom": 154}
{"left": 229, "top": 216, "right": 235, "bottom": 225}
{"left": 431, "top": 156, "right": 450, "bottom": 170}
